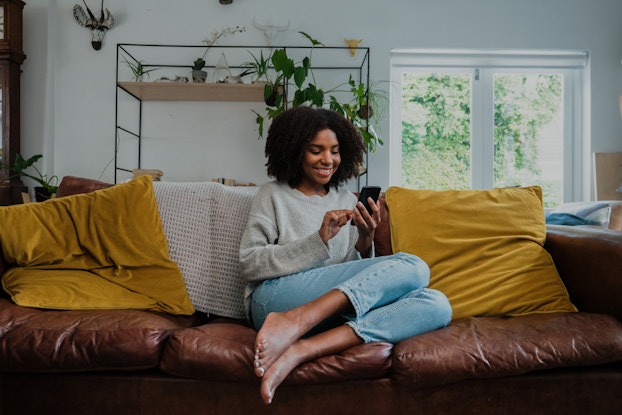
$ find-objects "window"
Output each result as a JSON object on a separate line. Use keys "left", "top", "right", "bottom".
{"left": 390, "top": 49, "right": 589, "bottom": 207}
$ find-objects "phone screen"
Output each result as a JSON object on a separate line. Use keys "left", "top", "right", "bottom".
{"left": 358, "top": 186, "right": 381, "bottom": 214}
{"left": 352, "top": 186, "right": 381, "bottom": 225}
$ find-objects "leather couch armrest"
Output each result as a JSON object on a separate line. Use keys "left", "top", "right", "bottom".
{"left": 545, "top": 224, "right": 622, "bottom": 320}
{"left": 56, "top": 176, "right": 113, "bottom": 198}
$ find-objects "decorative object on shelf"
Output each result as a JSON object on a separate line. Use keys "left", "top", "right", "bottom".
{"left": 72, "top": 0, "right": 114, "bottom": 50}
{"left": 253, "top": 17, "right": 289, "bottom": 46}
{"left": 344, "top": 38, "right": 363, "bottom": 57}
{"left": 193, "top": 25, "right": 246, "bottom": 83}
{"left": 213, "top": 52, "right": 232, "bottom": 83}
{"left": 122, "top": 56, "right": 157, "bottom": 82}
{"left": 191, "top": 58, "right": 208, "bottom": 83}
{"left": 223, "top": 70, "right": 253, "bottom": 84}
{"left": 155, "top": 76, "right": 189, "bottom": 83}
{"left": 1, "top": 154, "right": 58, "bottom": 201}
{"left": 132, "top": 168, "right": 163, "bottom": 181}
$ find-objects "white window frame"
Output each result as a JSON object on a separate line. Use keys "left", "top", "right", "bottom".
{"left": 389, "top": 49, "right": 590, "bottom": 201}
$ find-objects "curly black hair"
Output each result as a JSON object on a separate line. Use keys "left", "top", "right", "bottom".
{"left": 264, "top": 106, "right": 365, "bottom": 189}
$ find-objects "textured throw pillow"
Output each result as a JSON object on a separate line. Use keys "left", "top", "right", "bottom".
{"left": 547, "top": 201, "right": 612, "bottom": 228}
{"left": 386, "top": 186, "right": 577, "bottom": 321}
{"left": 0, "top": 175, "right": 195, "bottom": 315}
{"left": 153, "top": 182, "right": 259, "bottom": 319}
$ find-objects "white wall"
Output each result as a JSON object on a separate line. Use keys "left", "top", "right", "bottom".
{"left": 20, "top": 0, "right": 622, "bottom": 193}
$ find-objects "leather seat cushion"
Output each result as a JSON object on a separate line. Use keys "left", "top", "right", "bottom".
{"left": 159, "top": 319, "right": 393, "bottom": 384}
{"left": 391, "top": 312, "right": 622, "bottom": 387}
{"left": 0, "top": 298, "right": 198, "bottom": 372}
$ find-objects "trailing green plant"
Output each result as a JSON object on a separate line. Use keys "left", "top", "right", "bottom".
{"left": 252, "top": 31, "right": 327, "bottom": 139}
{"left": 328, "top": 76, "right": 389, "bottom": 152}
{"left": 251, "top": 33, "right": 386, "bottom": 153}
{"left": 2, "top": 154, "right": 59, "bottom": 195}
{"left": 123, "top": 56, "right": 158, "bottom": 82}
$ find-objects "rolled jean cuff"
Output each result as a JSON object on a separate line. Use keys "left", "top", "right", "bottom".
{"left": 337, "top": 285, "right": 363, "bottom": 320}
{"left": 345, "top": 320, "right": 372, "bottom": 343}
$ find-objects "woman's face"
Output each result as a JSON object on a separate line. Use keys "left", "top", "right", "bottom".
{"left": 297, "top": 128, "right": 341, "bottom": 195}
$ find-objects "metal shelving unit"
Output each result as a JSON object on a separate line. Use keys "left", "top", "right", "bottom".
{"left": 114, "top": 43, "right": 370, "bottom": 185}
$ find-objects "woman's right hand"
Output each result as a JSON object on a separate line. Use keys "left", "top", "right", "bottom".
{"left": 319, "top": 209, "right": 353, "bottom": 244}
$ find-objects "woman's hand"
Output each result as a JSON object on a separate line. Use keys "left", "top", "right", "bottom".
{"left": 352, "top": 198, "right": 381, "bottom": 257}
{"left": 318, "top": 209, "right": 354, "bottom": 244}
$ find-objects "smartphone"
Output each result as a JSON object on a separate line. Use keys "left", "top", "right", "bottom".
{"left": 352, "top": 186, "right": 381, "bottom": 225}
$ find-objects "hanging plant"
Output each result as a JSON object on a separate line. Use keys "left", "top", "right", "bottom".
{"left": 251, "top": 33, "right": 386, "bottom": 153}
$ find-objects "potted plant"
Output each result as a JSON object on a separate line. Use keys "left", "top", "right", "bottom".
{"left": 251, "top": 32, "right": 386, "bottom": 153}
{"left": 329, "top": 76, "right": 389, "bottom": 153}
{"left": 2, "top": 154, "right": 59, "bottom": 201}
{"left": 193, "top": 25, "right": 246, "bottom": 83}
{"left": 192, "top": 58, "right": 208, "bottom": 83}
{"left": 243, "top": 50, "right": 270, "bottom": 84}
{"left": 243, "top": 49, "right": 280, "bottom": 93}
{"left": 122, "top": 56, "right": 158, "bottom": 82}
{"left": 252, "top": 31, "right": 326, "bottom": 138}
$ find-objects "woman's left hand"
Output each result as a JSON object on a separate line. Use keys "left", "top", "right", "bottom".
{"left": 352, "top": 197, "right": 380, "bottom": 256}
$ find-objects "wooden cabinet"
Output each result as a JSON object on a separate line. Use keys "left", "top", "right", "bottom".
{"left": 0, "top": 0, "right": 26, "bottom": 205}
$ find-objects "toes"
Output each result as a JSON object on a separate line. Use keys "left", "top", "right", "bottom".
{"left": 261, "top": 382, "right": 274, "bottom": 404}
{"left": 254, "top": 359, "right": 265, "bottom": 377}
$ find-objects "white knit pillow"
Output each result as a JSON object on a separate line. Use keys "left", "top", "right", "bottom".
{"left": 152, "top": 182, "right": 259, "bottom": 319}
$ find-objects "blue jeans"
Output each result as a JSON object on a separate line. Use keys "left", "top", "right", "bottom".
{"left": 250, "top": 252, "right": 452, "bottom": 343}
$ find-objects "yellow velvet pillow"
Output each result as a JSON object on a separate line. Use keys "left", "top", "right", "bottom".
{"left": 0, "top": 175, "right": 195, "bottom": 315}
{"left": 386, "top": 186, "right": 576, "bottom": 321}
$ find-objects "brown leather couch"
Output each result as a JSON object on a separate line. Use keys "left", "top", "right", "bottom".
{"left": 1, "top": 177, "right": 621, "bottom": 415}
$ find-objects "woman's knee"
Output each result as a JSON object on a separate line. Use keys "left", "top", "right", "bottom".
{"left": 428, "top": 288, "right": 452, "bottom": 326}
{"left": 392, "top": 252, "right": 430, "bottom": 285}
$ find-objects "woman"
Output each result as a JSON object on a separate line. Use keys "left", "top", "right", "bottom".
{"left": 239, "top": 106, "right": 452, "bottom": 405}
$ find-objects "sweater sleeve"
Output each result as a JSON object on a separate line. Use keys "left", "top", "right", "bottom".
{"left": 239, "top": 183, "right": 335, "bottom": 283}
{"left": 239, "top": 213, "right": 330, "bottom": 282}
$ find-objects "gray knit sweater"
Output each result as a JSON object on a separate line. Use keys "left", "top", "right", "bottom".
{"left": 239, "top": 180, "right": 365, "bottom": 319}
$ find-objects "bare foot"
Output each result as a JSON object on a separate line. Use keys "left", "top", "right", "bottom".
{"left": 254, "top": 290, "right": 353, "bottom": 379}
{"left": 257, "top": 325, "right": 363, "bottom": 404}
{"left": 259, "top": 341, "right": 310, "bottom": 405}
{"left": 253, "top": 311, "right": 307, "bottom": 378}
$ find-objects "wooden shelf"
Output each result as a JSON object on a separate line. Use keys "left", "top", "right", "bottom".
{"left": 117, "top": 82, "right": 266, "bottom": 102}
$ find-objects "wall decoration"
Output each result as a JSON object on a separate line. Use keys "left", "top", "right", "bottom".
{"left": 253, "top": 17, "right": 289, "bottom": 46}
{"left": 73, "top": 0, "right": 114, "bottom": 50}
{"left": 345, "top": 39, "right": 363, "bottom": 56}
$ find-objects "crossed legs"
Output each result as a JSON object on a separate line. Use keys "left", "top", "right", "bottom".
{"left": 251, "top": 253, "right": 451, "bottom": 404}
{"left": 253, "top": 289, "right": 363, "bottom": 404}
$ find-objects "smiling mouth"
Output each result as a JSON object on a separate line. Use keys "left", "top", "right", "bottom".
{"left": 315, "top": 168, "right": 333, "bottom": 177}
